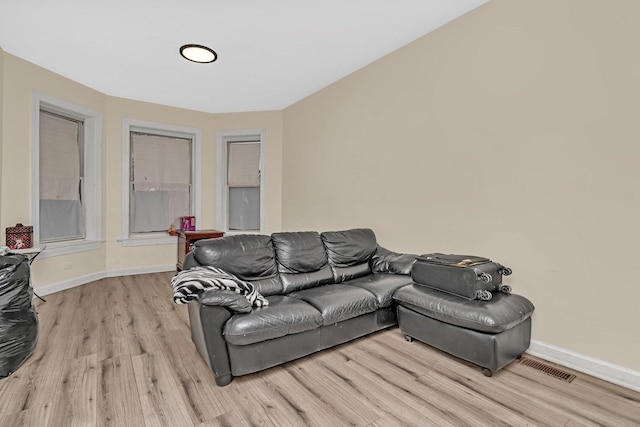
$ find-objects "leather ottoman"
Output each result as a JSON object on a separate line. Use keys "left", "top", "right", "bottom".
{"left": 393, "top": 284, "right": 535, "bottom": 376}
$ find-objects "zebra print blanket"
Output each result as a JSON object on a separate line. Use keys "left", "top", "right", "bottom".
{"left": 171, "top": 266, "right": 269, "bottom": 308}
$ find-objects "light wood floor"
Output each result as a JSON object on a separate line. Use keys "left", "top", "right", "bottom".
{"left": 1, "top": 272, "right": 639, "bottom": 426}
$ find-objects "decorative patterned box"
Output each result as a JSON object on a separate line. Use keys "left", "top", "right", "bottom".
{"left": 6, "top": 223, "right": 33, "bottom": 250}
{"left": 180, "top": 216, "right": 196, "bottom": 231}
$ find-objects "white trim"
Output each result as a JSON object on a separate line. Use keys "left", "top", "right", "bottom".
{"left": 119, "top": 235, "right": 177, "bottom": 247}
{"left": 106, "top": 264, "right": 176, "bottom": 278}
{"left": 34, "top": 264, "right": 176, "bottom": 296}
{"left": 37, "top": 240, "right": 103, "bottom": 259}
{"left": 216, "top": 129, "right": 266, "bottom": 234}
{"left": 223, "top": 230, "right": 264, "bottom": 236}
{"left": 528, "top": 340, "right": 640, "bottom": 392}
{"left": 31, "top": 91, "right": 103, "bottom": 257}
{"left": 121, "top": 118, "right": 202, "bottom": 244}
{"left": 260, "top": 132, "right": 266, "bottom": 233}
{"left": 35, "top": 271, "right": 107, "bottom": 296}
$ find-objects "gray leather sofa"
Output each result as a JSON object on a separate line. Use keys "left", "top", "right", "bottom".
{"left": 183, "top": 228, "right": 416, "bottom": 386}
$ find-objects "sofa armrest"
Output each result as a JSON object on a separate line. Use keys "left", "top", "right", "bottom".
{"left": 188, "top": 301, "right": 234, "bottom": 386}
{"left": 183, "top": 251, "right": 200, "bottom": 270}
{"left": 199, "top": 289, "right": 252, "bottom": 313}
{"left": 371, "top": 245, "right": 417, "bottom": 275}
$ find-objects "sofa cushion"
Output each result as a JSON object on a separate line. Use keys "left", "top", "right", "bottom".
{"left": 371, "top": 245, "right": 417, "bottom": 275}
{"left": 345, "top": 273, "right": 413, "bottom": 308}
{"left": 223, "top": 295, "right": 322, "bottom": 345}
{"left": 193, "top": 235, "right": 283, "bottom": 296}
{"left": 289, "top": 284, "right": 379, "bottom": 325}
{"left": 271, "top": 231, "right": 334, "bottom": 293}
{"left": 321, "top": 228, "right": 377, "bottom": 282}
{"left": 393, "top": 284, "right": 535, "bottom": 334}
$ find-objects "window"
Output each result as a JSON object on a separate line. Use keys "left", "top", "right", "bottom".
{"left": 130, "top": 132, "right": 192, "bottom": 233}
{"left": 39, "top": 110, "right": 85, "bottom": 242}
{"left": 122, "top": 119, "right": 201, "bottom": 246}
{"left": 31, "top": 92, "right": 102, "bottom": 258}
{"left": 227, "top": 141, "right": 261, "bottom": 231}
{"left": 216, "top": 130, "right": 265, "bottom": 233}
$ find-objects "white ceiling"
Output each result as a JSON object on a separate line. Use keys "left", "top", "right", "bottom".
{"left": 0, "top": 0, "right": 488, "bottom": 113}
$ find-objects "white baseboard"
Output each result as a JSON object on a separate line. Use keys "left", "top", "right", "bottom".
{"left": 34, "top": 264, "right": 175, "bottom": 297}
{"left": 106, "top": 264, "right": 176, "bottom": 278}
{"left": 528, "top": 340, "right": 640, "bottom": 393}
{"left": 35, "top": 271, "right": 107, "bottom": 296}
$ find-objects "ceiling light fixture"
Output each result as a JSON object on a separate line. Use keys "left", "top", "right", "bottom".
{"left": 180, "top": 44, "right": 217, "bottom": 63}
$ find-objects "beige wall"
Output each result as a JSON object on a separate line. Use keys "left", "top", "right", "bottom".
{"left": 0, "top": 53, "right": 283, "bottom": 286}
{"left": 0, "top": 48, "right": 4, "bottom": 219}
{"left": 1, "top": 53, "right": 108, "bottom": 285}
{"left": 104, "top": 97, "right": 283, "bottom": 272}
{"left": 3, "top": 0, "right": 638, "bottom": 374}
{"left": 283, "top": 0, "right": 640, "bottom": 371}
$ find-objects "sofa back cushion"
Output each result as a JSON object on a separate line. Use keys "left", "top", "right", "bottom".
{"left": 271, "top": 231, "right": 334, "bottom": 293}
{"left": 321, "top": 228, "right": 377, "bottom": 282}
{"left": 192, "top": 235, "right": 283, "bottom": 296}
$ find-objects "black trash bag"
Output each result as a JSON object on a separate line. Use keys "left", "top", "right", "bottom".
{"left": 0, "top": 254, "right": 39, "bottom": 378}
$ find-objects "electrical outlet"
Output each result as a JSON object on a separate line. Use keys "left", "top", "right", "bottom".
{"left": 63, "top": 262, "right": 73, "bottom": 270}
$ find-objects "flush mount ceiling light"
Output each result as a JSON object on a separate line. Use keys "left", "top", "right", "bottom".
{"left": 180, "top": 44, "right": 217, "bottom": 63}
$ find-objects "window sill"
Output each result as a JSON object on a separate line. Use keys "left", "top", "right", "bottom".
{"left": 38, "top": 240, "right": 103, "bottom": 259}
{"left": 120, "top": 235, "right": 177, "bottom": 247}
{"left": 224, "top": 229, "right": 262, "bottom": 236}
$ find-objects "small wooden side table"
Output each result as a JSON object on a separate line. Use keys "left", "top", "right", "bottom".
{"left": 177, "top": 229, "right": 224, "bottom": 270}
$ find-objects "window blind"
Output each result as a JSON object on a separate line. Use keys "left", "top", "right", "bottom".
{"left": 130, "top": 132, "right": 192, "bottom": 233}
{"left": 39, "top": 110, "right": 85, "bottom": 242}
{"left": 131, "top": 133, "right": 191, "bottom": 186}
{"left": 227, "top": 142, "right": 260, "bottom": 187}
{"left": 39, "top": 111, "right": 82, "bottom": 200}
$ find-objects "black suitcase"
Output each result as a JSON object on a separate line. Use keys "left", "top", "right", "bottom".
{"left": 412, "top": 253, "right": 512, "bottom": 301}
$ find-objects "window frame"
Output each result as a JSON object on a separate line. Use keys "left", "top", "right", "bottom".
{"left": 121, "top": 118, "right": 202, "bottom": 246}
{"left": 31, "top": 91, "right": 103, "bottom": 259}
{"left": 216, "top": 129, "right": 266, "bottom": 234}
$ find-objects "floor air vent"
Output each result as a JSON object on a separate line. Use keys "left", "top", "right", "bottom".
{"left": 518, "top": 357, "right": 576, "bottom": 383}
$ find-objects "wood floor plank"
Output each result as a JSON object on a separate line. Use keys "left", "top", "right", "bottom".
{"left": 103, "top": 276, "right": 145, "bottom": 308}
{"left": 154, "top": 330, "right": 232, "bottom": 423}
{"left": 366, "top": 418, "right": 413, "bottom": 427}
{"left": 97, "top": 302, "right": 161, "bottom": 361}
{"left": 0, "top": 404, "right": 51, "bottom": 427}
{"left": 75, "top": 279, "right": 101, "bottom": 309}
{"left": 419, "top": 359, "right": 572, "bottom": 426}
{"left": 437, "top": 349, "right": 601, "bottom": 426}
{"left": 0, "top": 358, "right": 38, "bottom": 414}
{"left": 63, "top": 307, "right": 99, "bottom": 360}
{"left": 131, "top": 352, "right": 195, "bottom": 427}
{"left": 47, "top": 355, "right": 98, "bottom": 427}
{"left": 97, "top": 355, "right": 145, "bottom": 427}
{"left": 500, "top": 362, "right": 639, "bottom": 426}
{"left": 312, "top": 350, "right": 460, "bottom": 427}
{"left": 419, "top": 370, "right": 563, "bottom": 427}
{"left": 194, "top": 410, "right": 253, "bottom": 427}
{"left": 260, "top": 362, "right": 378, "bottom": 427}
{"left": 151, "top": 299, "right": 192, "bottom": 333}
{"left": 1, "top": 272, "right": 638, "bottom": 427}
{"left": 337, "top": 346, "right": 532, "bottom": 427}
{"left": 7, "top": 290, "right": 78, "bottom": 414}
{"left": 282, "top": 359, "right": 384, "bottom": 426}
{"left": 215, "top": 376, "right": 284, "bottom": 426}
